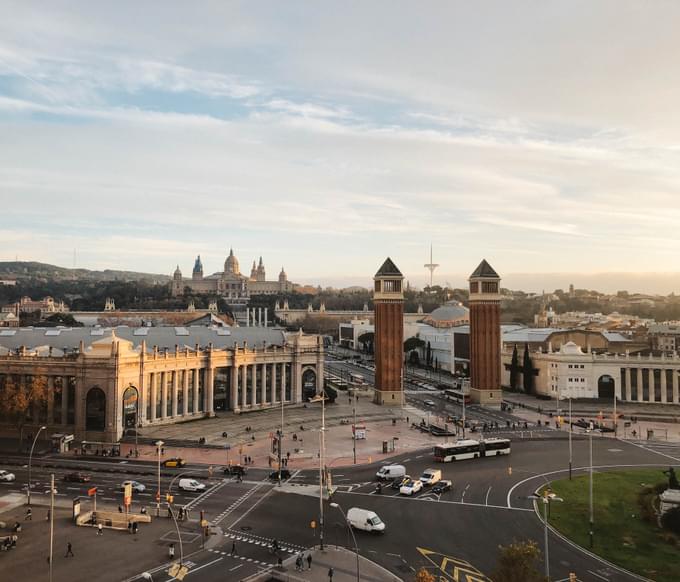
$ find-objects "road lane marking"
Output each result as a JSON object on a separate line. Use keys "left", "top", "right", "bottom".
{"left": 587, "top": 571, "right": 609, "bottom": 581}
{"left": 484, "top": 486, "right": 492, "bottom": 506}
{"left": 229, "top": 564, "right": 243, "bottom": 571}
{"left": 460, "top": 484, "right": 470, "bottom": 503}
{"left": 338, "top": 489, "right": 531, "bottom": 511}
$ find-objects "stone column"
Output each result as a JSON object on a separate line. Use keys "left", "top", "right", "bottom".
{"left": 624, "top": 368, "right": 631, "bottom": 401}
{"left": 294, "top": 362, "right": 303, "bottom": 403}
{"left": 637, "top": 368, "right": 643, "bottom": 402}
{"left": 193, "top": 369, "right": 200, "bottom": 414}
{"left": 206, "top": 366, "right": 215, "bottom": 415}
{"left": 270, "top": 364, "right": 277, "bottom": 405}
{"left": 47, "top": 376, "right": 55, "bottom": 426}
{"left": 172, "top": 371, "right": 179, "bottom": 417}
{"left": 241, "top": 365, "right": 248, "bottom": 408}
{"left": 661, "top": 369, "right": 668, "bottom": 403}
{"left": 281, "top": 363, "right": 287, "bottom": 402}
{"left": 61, "top": 377, "right": 68, "bottom": 425}
{"left": 182, "top": 370, "right": 189, "bottom": 416}
{"left": 231, "top": 365, "right": 239, "bottom": 411}
{"left": 139, "top": 370, "right": 146, "bottom": 424}
{"left": 252, "top": 364, "right": 258, "bottom": 406}
{"left": 260, "top": 363, "right": 267, "bottom": 406}
{"left": 150, "top": 372, "right": 157, "bottom": 422}
{"left": 160, "top": 372, "right": 168, "bottom": 419}
{"left": 74, "top": 377, "right": 86, "bottom": 435}
{"left": 648, "top": 368, "right": 655, "bottom": 402}
{"left": 673, "top": 371, "right": 679, "bottom": 404}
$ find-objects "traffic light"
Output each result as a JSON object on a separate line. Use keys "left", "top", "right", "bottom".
{"left": 165, "top": 493, "right": 174, "bottom": 504}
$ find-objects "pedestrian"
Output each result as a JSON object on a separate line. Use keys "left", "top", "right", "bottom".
{"left": 169, "top": 543, "right": 175, "bottom": 559}
{"left": 133, "top": 522, "right": 138, "bottom": 534}
{"left": 65, "top": 542, "right": 74, "bottom": 558}
{"left": 286, "top": 451, "right": 290, "bottom": 460}
{"left": 328, "top": 567, "right": 334, "bottom": 581}
{"left": 277, "top": 556, "right": 283, "bottom": 567}
{"left": 128, "top": 522, "right": 133, "bottom": 534}
{"left": 97, "top": 523, "right": 103, "bottom": 536}
{"left": 231, "top": 541, "right": 237, "bottom": 556}
{"left": 161, "top": 447, "right": 165, "bottom": 455}
{"left": 295, "top": 554, "right": 303, "bottom": 571}
{"left": 268, "top": 457, "right": 272, "bottom": 467}
{"left": 118, "top": 505, "right": 123, "bottom": 514}
{"left": 307, "top": 553, "right": 312, "bottom": 570}
{"left": 25, "top": 507, "right": 32, "bottom": 521}
{"left": 141, "top": 506, "right": 147, "bottom": 515}
{"left": 46, "top": 509, "right": 51, "bottom": 521}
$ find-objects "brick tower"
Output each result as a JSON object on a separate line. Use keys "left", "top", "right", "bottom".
{"left": 373, "top": 258, "right": 404, "bottom": 405}
{"left": 468, "top": 259, "right": 502, "bottom": 407}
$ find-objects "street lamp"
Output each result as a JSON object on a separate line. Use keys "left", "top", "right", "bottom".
{"left": 528, "top": 490, "right": 563, "bottom": 581}
{"left": 329, "top": 502, "right": 360, "bottom": 582}
{"left": 27, "top": 425, "right": 47, "bottom": 506}
{"left": 588, "top": 424, "right": 594, "bottom": 548}
{"left": 155, "top": 440, "right": 164, "bottom": 517}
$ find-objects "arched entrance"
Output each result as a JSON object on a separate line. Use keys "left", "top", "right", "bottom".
{"left": 598, "top": 375, "right": 615, "bottom": 399}
{"left": 86, "top": 387, "right": 107, "bottom": 431}
{"left": 122, "top": 386, "right": 139, "bottom": 430}
{"left": 302, "top": 368, "right": 317, "bottom": 401}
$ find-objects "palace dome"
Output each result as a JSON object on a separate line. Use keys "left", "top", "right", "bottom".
{"left": 224, "top": 248, "right": 240, "bottom": 275}
{"left": 422, "top": 301, "right": 469, "bottom": 328}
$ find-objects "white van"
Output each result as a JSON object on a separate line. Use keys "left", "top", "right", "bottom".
{"left": 420, "top": 468, "right": 442, "bottom": 486}
{"left": 346, "top": 508, "right": 386, "bottom": 533}
{"left": 178, "top": 478, "right": 206, "bottom": 492}
{"left": 375, "top": 464, "right": 406, "bottom": 481}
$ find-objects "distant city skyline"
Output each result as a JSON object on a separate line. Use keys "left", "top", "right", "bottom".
{"left": 2, "top": 3, "right": 680, "bottom": 287}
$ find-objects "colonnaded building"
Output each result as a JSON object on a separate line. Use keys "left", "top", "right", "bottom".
{"left": 170, "top": 248, "right": 294, "bottom": 303}
{"left": 0, "top": 326, "right": 323, "bottom": 443}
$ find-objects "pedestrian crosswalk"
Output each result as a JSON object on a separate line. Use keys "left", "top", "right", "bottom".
{"left": 626, "top": 439, "right": 680, "bottom": 462}
{"left": 206, "top": 547, "right": 275, "bottom": 568}
{"left": 223, "top": 529, "right": 307, "bottom": 554}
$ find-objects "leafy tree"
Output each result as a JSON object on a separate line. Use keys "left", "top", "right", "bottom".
{"left": 661, "top": 506, "right": 680, "bottom": 535}
{"left": 414, "top": 567, "right": 435, "bottom": 582}
{"left": 491, "top": 539, "right": 546, "bottom": 582}
{"left": 509, "top": 345, "right": 519, "bottom": 390}
{"left": 37, "top": 313, "right": 84, "bottom": 327}
{"left": 358, "top": 332, "right": 375, "bottom": 354}
{"left": 404, "top": 336, "right": 425, "bottom": 353}
{"left": 425, "top": 342, "right": 432, "bottom": 368}
{"left": 523, "top": 344, "right": 534, "bottom": 395}
{"left": 409, "top": 351, "right": 420, "bottom": 365}
{"left": 323, "top": 384, "right": 338, "bottom": 404}
{"left": 0, "top": 375, "right": 49, "bottom": 449}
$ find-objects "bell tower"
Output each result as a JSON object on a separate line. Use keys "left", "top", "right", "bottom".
{"left": 373, "top": 258, "right": 404, "bottom": 406}
{"left": 468, "top": 259, "right": 502, "bottom": 407}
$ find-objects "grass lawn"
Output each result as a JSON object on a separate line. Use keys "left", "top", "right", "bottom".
{"left": 542, "top": 469, "right": 680, "bottom": 582}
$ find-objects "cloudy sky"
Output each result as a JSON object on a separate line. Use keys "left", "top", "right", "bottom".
{"left": 2, "top": 1, "right": 680, "bottom": 291}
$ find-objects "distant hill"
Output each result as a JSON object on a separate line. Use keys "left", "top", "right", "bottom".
{"left": 0, "top": 261, "right": 170, "bottom": 283}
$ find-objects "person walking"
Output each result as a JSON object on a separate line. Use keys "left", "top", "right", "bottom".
{"left": 169, "top": 543, "right": 175, "bottom": 559}
{"left": 328, "top": 567, "right": 334, "bottom": 581}
{"left": 65, "top": 542, "right": 74, "bottom": 557}
{"left": 295, "top": 554, "right": 303, "bottom": 571}
{"left": 230, "top": 541, "right": 237, "bottom": 556}
{"left": 25, "top": 507, "right": 32, "bottom": 521}
{"left": 97, "top": 523, "right": 103, "bottom": 536}
{"left": 46, "top": 509, "right": 51, "bottom": 521}
{"left": 307, "top": 552, "right": 312, "bottom": 570}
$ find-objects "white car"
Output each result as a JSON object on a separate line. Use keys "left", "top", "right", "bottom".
{"left": 178, "top": 478, "right": 206, "bottom": 492}
{"left": 424, "top": 400, "right": 436, "bottom": 407}
{"left": 399, "top": 479, "right": 423, "bottom": 496}
{"left": 121, "top": 480, "right": 146, "bottom": 493}
{"left": 0, "top": 470, "right": 16, "bottom": 482}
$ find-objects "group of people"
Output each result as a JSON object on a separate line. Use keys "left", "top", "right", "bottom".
{"left": 294, "top": 551, "right": 313, "bottom": 571}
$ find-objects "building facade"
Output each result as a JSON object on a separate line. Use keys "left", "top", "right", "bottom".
{"left": 468, "top": 260, "right": 502, "bottom": 407}
{"left": 1, "top": 296, "right": 69, "bottom": 315}
{"left": 0, "top": 326, "right": 324, "bottom": 443}
{"left": 501, "top": 342, "right": 680, "bottom": 405}
{"left": 373, "top": 258, "right": 404, "bottom": 406}
{"left": 171, "top": 249, "right": 295, "bottom": 303}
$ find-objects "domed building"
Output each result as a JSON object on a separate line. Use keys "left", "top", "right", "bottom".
{"left": 171, "top": 248, "right": 295, "bottom": 303}
{"left": 421, "top": 301, "right": 469, "bottom": 328}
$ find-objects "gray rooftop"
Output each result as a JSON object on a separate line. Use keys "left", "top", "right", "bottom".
{"left": 375, "top": 257, "right": 403, "bottom": 277}
{"left": 470, "top": 259, "right": 499, "bottom": 279}
{"left": 501, "top": 327, "right": 630, "bottom": 344}
{"left": 0, "top": 326, "right": 287, "bottom": 353}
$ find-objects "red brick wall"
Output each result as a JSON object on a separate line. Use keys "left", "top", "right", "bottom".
{"left": 470, "top": 301, "right": 501, "bottom": 391}
{"left": 375, "top": 300, "right": 404, "bottom": 393}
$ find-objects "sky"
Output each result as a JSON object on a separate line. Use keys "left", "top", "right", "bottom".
{"left": 2, "top": 1, "right": 680, "bottom": 292}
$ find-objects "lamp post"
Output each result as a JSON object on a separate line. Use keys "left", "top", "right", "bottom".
{"left": 352, "top": 393, "right": 357, "bottom": 465}
{"left": 330, "top": 502, "right": 360, "bottom": 582}
{"left": 27, "top": 425, "right": 47, "bottom": 506}
{"left": 278, "top": 378, "right": 285, "bottom": 487}
{"left": 49, "top": 473, "right": 55, "bottom": 582}
{"left": 528, "top": 491, "right": 563, "bottom": 581}
{"left": 588, "top": 424, "right": 594, "bottom": 548}
{"left": 155, "top": 440, "right": 164, "bottom": 517}
{"left": 462, "top": 379, "right": 469, "bottom": 439}
{"left": 568, "top": 396, "right": 573, "bottom": 480}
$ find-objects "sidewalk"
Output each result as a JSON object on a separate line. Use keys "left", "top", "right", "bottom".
{"left": 247, "top": 546, "right": 401, "bottom": 582}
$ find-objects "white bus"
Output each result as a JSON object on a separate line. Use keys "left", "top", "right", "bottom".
{"left": 349, "top": 373, "right": 365, "bottom": 385}
{"left": 480, "top": 438, "right": 511, "bottom": 457}
{"left": 443, "top": 389, "right": 471, "bottom": 404}
{"left": 433, "top": 440, "right": 481, "bottom": 462}
{"left": 433, "top": 438, "right": 511, "bottom": 462}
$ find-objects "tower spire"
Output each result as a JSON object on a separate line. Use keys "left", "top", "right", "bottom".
{"left": 424, "top": 244, "right": 440, "bottom": 288}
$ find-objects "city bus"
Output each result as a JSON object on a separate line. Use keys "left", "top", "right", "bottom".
{"left": 433, "top": 440, "right": 481, "bottom": 462}
{"left": 480, "top": 437, "right": 511, "bottom": 457}
{"left": 349, "top": 373, "right": 365, "bottom": 385}
{"left": 443, "top": 389, "right": 471, "bottom": 404}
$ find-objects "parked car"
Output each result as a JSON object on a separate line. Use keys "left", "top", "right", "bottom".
{"left": 162, "top": 458, "right": 186, "bottom": 468}
{"left": 223, "top": 465, "right": 247, "bottom": 477}
{"left": 121, "top": 480, "right": 146, "bottom": 493}
{"left": 178, "top": 478, "right": 206, "bottom": 492}
{"left": 424, "top": 400, "right": 436, "bottom": 407}
{"left": 346, "top": 507, "right": 386, "bottom": 533}
{"left": 63, "top": 472, "right": 91, "bottom": 483}
{"left": 399, "top": 479, "right": 423, "bottom": 496}
{"left": 269, "top": 469, "right": 291, "bottom": 480}
{"left": 0, "top": 470, "right": 15, "bottom": 482}
{"left": 432, "top": 480, "right": 452, "bottom": 494}
{"left": 390, "top": 475, "right": 411, "bottom": 490}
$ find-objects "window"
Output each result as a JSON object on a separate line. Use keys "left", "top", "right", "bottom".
{"left": 469, "top": 282, "right": 479, "bottom": 294}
